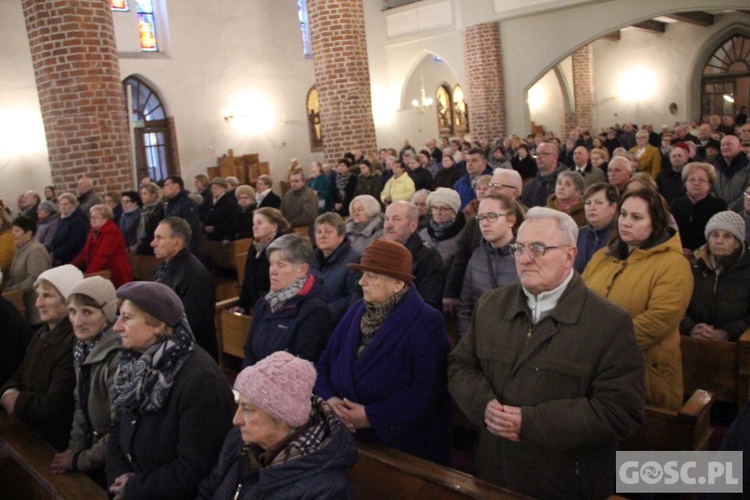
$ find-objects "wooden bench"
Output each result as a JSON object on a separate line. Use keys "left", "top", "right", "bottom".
{"left": 215, "top": 297, "right": 251, "bottom": 367}
{"left": 201, "top": 238, "right": 253, "bottom": 271}
{"left": 2, "top": 289, "right": 25, "bottom": 318}
{"left": 0, "top": 413, "right": 107, "bottom": 499}
{"left": 681, "top": 329, "right": 750, "bottom": 409}
{"left": 127, "top": 253, "right": 161, "bottom": 281}
{"left": 85, "top": 269, "right": 111, "bottom": 280}
{"left": 620, "top": 389, "right": 715, "bottom": 452}
{"left": 349, "top": 441, "right": 525, "bottom": 499}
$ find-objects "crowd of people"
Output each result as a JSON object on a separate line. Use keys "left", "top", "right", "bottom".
{"left": 0, "top": 113, "right": 749, "bottom": 498}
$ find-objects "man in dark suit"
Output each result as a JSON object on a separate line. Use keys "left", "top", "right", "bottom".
{"left": 255, "top": 175, "right": 281, "bottom": 208}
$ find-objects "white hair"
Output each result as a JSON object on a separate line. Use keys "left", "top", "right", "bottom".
{"left": 522, "top": 207, "right": 578, "bottom": 245}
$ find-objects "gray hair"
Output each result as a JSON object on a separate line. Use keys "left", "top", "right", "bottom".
{"left": 58, "top": 192, "right": 77, "bottom": 205}
{"left": 159, "top": 216, "right": 192, "bottom": 245}
{"left": 411, "top": 189, "right": 430, "bottom": 203}
{"left": 557, "top": 170, "right": 585, "bottom": 194}
{"left": 388, "top": 200, "right": 419, "bottom": 222}
{"left": 349, "top": 195, "right": 381, "bottom": 219}
{"left": 635, "top": 130, "right": 649, "bottom": 139}
{"left": 315, "top": 212, "right": 346, "bottom": 236}
{"left": 267, "top": 233, "right": 313, "bottom": 266}
{"left": 522, "top": 207, "right": 578, "bottom": 245}
{"left": 257, "top": 175, "right": 273, "bottom": 188}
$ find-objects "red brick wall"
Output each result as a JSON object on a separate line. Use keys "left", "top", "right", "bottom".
{"left": 571, "top": 44, "right": 594, "bottom": 133}
{"left": 308, "top": 0, "right": 377, "bottom": 165}
{"left": 464, "top": 23, "right": 506, "bottom": 141}
{"left": 21, "top": 0, "right": 133, "bottom": 194}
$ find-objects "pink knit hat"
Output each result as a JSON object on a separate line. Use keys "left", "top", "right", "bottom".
{"left": 233, "top": 351, "right": 317, "bottom": 428}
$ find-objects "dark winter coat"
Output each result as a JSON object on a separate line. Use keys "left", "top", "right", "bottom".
{"left": 50, "top": 208, "right": 89, "bottom": 265}
{"left": 196, "top": 398, "right": 357, "bottom": 500}
{"left": 243, "top": 275, "right": 332, "bottom": 367}
{"left": 164, "top": 189, "right": 202, "bottom": 255}
{"left": 106, "top": 347, "right": 234, "bottom": 499}
{"left": 315, "top": 286, "right": 453, "bottom": 465}
{"left": 135, "top": 202, "right": 164, "bottom": 255}
{"left": 575, "top": 222, "right": 616, "bottom": 274}
{"left": 522, "top": 164, "right": 566, "bottom": 208}
{"left": 237, "top": 231, "right": 284, "bottom": 312}
{"left": 311, "top": 239, "right": 362, "bottom": 326}
{"left": 0, "top": 296, "right": 33, "bottom": 388}
{"left": 204, "top": 194, "right": 239, "bottom": 241}
{"left": 153, "top": 248, "right": 217, "bottom": 360}
{"left": 404, "top": 232, "right": 444, "bottom": 310}
{"left": 119, "top": 207, "right": 141, "bottom": 248}
{"left": 0, "top": 318, "right": 76, "bottom": 451}
{"left": 670, "top": 195, "right": 728, "bottom": 251}
{"left": 680, "top": 243, "right": 750, "bottom": 341}
{"left": 448, "top": 274, "right": 645, "bottom": 499}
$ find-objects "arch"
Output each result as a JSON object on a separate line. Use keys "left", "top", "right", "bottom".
{"left": 688, "top": 23, "right": 750, "bottom": 120}
{"left": 121, "top": 74, "right": 176, "bottom": 182}
{"left": 306, "top": 85, "right": 323, "bottom": 152}
{"left": 122, "top": 74, "right": 170, "bottom": 118}
{"left": 398, "top": 49, "right": 460, "bottom": 110}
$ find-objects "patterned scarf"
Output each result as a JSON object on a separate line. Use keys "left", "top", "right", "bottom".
{"left": 358, "top": 284, "right": 410, "bottom": 357}
{"left": 428, "top": 217, "right": 456, "bottom": 240}
{"left": 335, "top": 172, "right": 351, "bottom": 200}
{"left": 73, "top": 331, "right": 104, "bottom": 366}
{"left": 264, "top": 275, "right": 309, "bottom": 313}
{"left": 112, "top": 316, "right": 196, "bottom": 414}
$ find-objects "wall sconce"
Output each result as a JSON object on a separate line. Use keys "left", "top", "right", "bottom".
{"left": 723, "top": 93, "right": 735, "bottom": 103}
{"left": 221, "top": 106, "right": 234, "bottom": 122}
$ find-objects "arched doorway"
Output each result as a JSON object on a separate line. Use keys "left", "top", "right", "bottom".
{"left": 122, "top": 75, "right": 177, "bottom": 182}
{"left": 700, "top": 35, "right": 750, "bottom": 118}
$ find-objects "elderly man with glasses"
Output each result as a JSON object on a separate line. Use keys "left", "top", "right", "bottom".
{"left": 448, "top": 207, "right": 645, "bottom": 499}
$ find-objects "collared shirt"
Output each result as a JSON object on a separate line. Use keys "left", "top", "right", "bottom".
{"left": 522, "top": 268, "right": 575, "bottom": 324}
{"left": 255, "top": 188, "right": 271, "bottom": 205}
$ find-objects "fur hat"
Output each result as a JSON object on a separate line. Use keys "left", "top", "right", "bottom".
{"left": 233, "top": 351, "right": 316, "bottom": 428}
{"left": 210, "top": 176, "right": 228, "bottom": 188}
{"left": 116, "top": 281, "right": 184, "bottom": 327}
{"left": 427, "top": 187, "right": 461, "bottom": 214}
{"left": 68, "top": 276, "right": 118, "bottom": 322}
{"left": 348, "top": 239, "right": 414, "bottom": 284}
{"left": 235, "top": 184, "right": 255, "bottom": 199}
{"left": 35, "top": 264, "right": 84, "bottom": 299}
{"left": 704, "top": 210, "right": 746, "bottom": 244}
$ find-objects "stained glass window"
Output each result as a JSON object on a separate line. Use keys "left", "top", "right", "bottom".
{"left": 297, "top": 0, "right": 312, "bottom": 58}
{"left": 111, "top": 0, "right": 129, "bottom": 11}
{"left": 136, "top": 0, "right": 158, "bottom": 52}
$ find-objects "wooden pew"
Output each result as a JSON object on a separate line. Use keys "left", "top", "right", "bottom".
{"left": 349, "top": 441, "right": 525, "bottom": 499}
{"left": 0, "top": 413, "right": 107, "bottom": 499}
{"left": 681, "top": 329, "right": 750, "bottom": 409}
{"left": 2, "top": 289, "right": 25, "bottom": 318}
{"left": 235, "top": 251, "right": 248, "bottom": 285}
{"left": 200, "top": 238, "right": 252, "bottom": 271}
{"left": 620, "top": 389, "right": 715, "bottom": 452}
{"left": 85, "top": 269, "right": 111, "bottom": 280}
{"left": 127, "top": 253, "right": 161, "bottom": 281}
{"left": 215, "top": 297, "right": 251, "bottom": 367}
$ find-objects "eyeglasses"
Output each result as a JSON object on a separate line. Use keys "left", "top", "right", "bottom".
{"left": 743, "top": 191, "right": 750, "bottom": 199}
{"left": 488, "top": 182, "right": 518, "bottom": 191}
{"left": 508, "top": 242, "right": 570, "bottom": 259}
{"left": 476, "top": 212, "right": 510, "bottom": 223}
{"left": 685, "top": 177, "right": 709, "bottom": 184}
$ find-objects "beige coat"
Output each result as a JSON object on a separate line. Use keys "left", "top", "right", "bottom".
{"left": 6, "top": 238, "right": 51, "bottom": 324}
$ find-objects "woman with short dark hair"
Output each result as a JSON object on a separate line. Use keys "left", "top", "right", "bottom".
{"left": 5, "top": 215, "right": 51, "bottom": 325}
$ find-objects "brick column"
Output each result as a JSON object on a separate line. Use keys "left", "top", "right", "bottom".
{"left": 308, "top": 0, "right": 377, "bottom": 165}
{"left": 21, "top": 0, "right": 132, "bottom": 193}
{"left": 571, "top": 44, "right": 594, "bottom": 133}
{"left": 464, "top": 23, "right": 506, "bottom": 141}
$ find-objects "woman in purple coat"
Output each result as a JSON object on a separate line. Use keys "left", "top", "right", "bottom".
{"left": 314, "top": 239, "right": 452, "bottom": 464}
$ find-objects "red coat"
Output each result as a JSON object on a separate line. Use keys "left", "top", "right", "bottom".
{"left": 71, "top": 219, "right": 132, "bottom": 287}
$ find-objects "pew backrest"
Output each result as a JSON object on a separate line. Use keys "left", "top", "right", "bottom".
{"left": 215, "top": 297, "right": 251, "bottom": 367}
{"left": 2, "top": 289, "right": 25, "bottom": 318}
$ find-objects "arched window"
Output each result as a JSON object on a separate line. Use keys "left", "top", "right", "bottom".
{"left": 436, "top": 84, "right": 453, "bottom": 135}
{"left": 111, "top": 0, "right": 162, "bottom": 52}
{"left": 701, "top": 35, "right": 750, "bottom": 117}
{"left": 452, "top": 84, "right": 469, "bottom": 134}
{"left": 306, "top": 86, "right": 323, "bottom": 152}
{"left": 123, "top": 76, "right": 177, "bottom": 182}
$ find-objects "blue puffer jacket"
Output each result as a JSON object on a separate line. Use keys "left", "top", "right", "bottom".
{"left": 50, "top": 208, "right": 89, "bottom": 264}
{"left": 243, "top": 275, "right": 332, "bottom": 367}
{"left": 196, "top": 396, "right": 357, "bottom": 500}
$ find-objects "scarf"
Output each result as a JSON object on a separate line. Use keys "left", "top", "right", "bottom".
{"left": 335, "top": 172, "right": 351, "bottom": 200}
{"left": 557, "top": 196, "right": 581, "bottom": 213}
{"left": 264, "top": 275, "right": 309, "bottom": 313}
{"left": 253, "top": 234, "right": 274, "bottom": 256}
{"left": 428, "top": 217, "right": 456, "bottom": 240}
{"left": 358, "top": 284, "right": 410, "bottom": 357}
{"left": 112, "top": 316, "right": 196, "bottom": 414}
{"left": 73, "top": 331, "right": 104, "bottom": 366}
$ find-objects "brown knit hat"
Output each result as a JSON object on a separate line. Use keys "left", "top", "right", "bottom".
{"left": 348, "top": 239, "right": 414, "bottom": 284}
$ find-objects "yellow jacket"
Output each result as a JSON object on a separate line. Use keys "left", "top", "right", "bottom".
{"left": 381, "top": 173, "right": 416, "bottom": 205}
{"left": 629, "top": 144, "right": 662, "bottom": 178}
{"left": 0, "top": 229, "right": 14, "bottom": 287}
{"left": 582, "top": 230, "right": 693, "bottom": 409}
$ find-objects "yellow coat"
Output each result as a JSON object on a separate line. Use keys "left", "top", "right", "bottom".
{"left": 582, "top": 230, "right": 693, "bottom": 409}
{"left": 381, "top": 173, "right": 416, "bottom": 205}
{"left": 629, "top": 144, "right": 662, "bottom": 178}
{"left": 0, "top": 229, "right": 14, "bottom": 288}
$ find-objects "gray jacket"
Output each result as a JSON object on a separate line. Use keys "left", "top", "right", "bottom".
{"left": 459, "top": 238, "right": 518, "bottom": 336}
{"left": 69, "top": 327, "right": 121, "bottom": 472}
{"left": 6, "top": 239, "right": 51, "bottom": 324}
{"left": 346, "top": 214, "right": 384, "bottom": 256}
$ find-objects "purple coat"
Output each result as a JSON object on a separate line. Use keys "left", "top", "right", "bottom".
{"left": 315, "top": 286, "right": 452, "bottom": 464}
